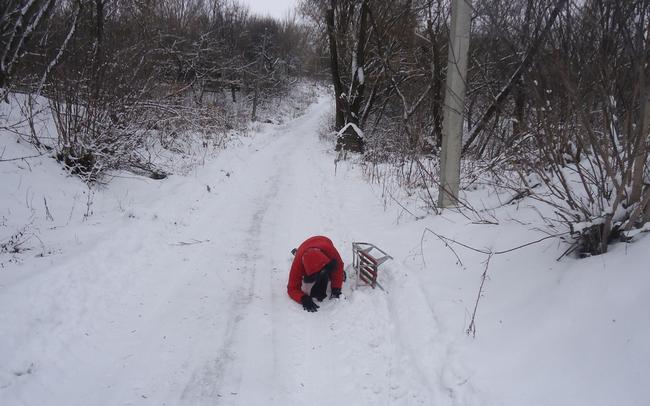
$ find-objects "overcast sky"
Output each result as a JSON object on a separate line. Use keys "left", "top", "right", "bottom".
{"left": 242, "top": 0, "right": 300, "bottom": 20}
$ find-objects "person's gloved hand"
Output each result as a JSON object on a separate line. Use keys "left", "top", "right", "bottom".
{"left": 330, "top": 288, "right": 342, "bottom": 299}
{"left": 301, "top": 295, "right": 319, "bottom": 312}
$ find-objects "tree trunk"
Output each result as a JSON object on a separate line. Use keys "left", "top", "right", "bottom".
{"left": 426, "top": 1, "right": 444, "bottom": 150}
{"left": 630, "top": 23, "right": 650, "bottom": 211}
{"left": 92, "top": 0, "right": 104, "bottom": 99}
{"left": 347, "top": 0, "right": 368, "bottom": 122}
{"left": 512, "top": 0, "right": 534, "bottom": 138}
{"left": 251, "top": 82, "right": 259, "bottom": 121}
{"left": 326, "top": 1, "right": 345, "bottom": 130}
{"left": 336, "top": 0, "right": 368, "bottom": 153}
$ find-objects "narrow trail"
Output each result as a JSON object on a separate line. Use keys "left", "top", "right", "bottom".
{"left": 0, "top": 96, "right": 474, "bottom": 406}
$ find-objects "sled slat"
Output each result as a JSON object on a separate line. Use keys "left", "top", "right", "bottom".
{"left": 352, "top": 242, "right": 392, "bottom": 291}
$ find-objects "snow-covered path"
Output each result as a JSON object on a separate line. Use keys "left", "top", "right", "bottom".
{"left": 0, "top": 96, "right": 472, "bottom": 405}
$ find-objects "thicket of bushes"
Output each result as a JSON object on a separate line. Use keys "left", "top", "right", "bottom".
{"left": 2, "top": 0, "right": 649, "bottom": 255}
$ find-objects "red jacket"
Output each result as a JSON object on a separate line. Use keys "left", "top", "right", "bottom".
{"left": 287, "top": 236, "right": 345, "bottom": 303}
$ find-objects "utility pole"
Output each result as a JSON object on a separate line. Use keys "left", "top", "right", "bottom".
{"left": 438, "top": 0, "right": 471, "bottom": 208}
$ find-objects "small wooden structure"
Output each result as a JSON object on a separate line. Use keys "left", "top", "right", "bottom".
{"left": 352, "top": 242, "right": 392, "bottom": 291}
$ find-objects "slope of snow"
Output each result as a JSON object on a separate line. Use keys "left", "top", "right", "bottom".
{"left": 1, "top": 93, "right": 649, "bottom": 406}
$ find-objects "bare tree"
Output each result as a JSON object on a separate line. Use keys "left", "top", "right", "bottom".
{"left": 462, "top": 0, "right": 568, "bottom": 156}
{"left": 324, "top": 0, "right": 369, "bottom": 152}
{"left": 0, "top": 0, "right": 56, "bottom": 97}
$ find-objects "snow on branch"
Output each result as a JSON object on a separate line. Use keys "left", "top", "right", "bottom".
{"left": 336, "top": 122, "right": 364, "bottom": 139}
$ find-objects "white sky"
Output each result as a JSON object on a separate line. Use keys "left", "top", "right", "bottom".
{"left": 242, "top": 0, "right": 300, "bottom": 20}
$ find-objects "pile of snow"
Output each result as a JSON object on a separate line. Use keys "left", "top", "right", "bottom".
{"left": 1, "top": 92, "right": 648, "bottom": 405}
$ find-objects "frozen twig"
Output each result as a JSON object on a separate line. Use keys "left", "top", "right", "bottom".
{"left": 423, "top": 227, "right": 567, "bottom": 256}
{"left": 0, "top": 154, "right": 45, "bottom": 162}
{"left": 422, "top": 227, "right": 569, "bottom": 337}
{"left": 388, "top": 190, "right": 425, "bottom": 221}
{"left": 467, "top": 253, "right": 492, "bottom": 338}
{"left": 170, "top": 239, "right": 210, "bottom": 246}
{"left": 422, "top": 227, "right": 464, "bottom": 267}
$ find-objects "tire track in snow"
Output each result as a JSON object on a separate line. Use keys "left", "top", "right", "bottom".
{"left": 180, "top": 143, "right": 287, "bottom": 404}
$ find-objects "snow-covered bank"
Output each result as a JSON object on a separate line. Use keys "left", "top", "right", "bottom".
{"left": 1, "top": 93, "right": 649, "bottom": 406}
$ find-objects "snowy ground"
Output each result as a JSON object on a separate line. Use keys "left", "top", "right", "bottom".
{"left": 1, "top": 93, "right": 649, "bottom": 406}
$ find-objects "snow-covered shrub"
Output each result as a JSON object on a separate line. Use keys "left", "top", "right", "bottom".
{"left": 507, "top": 98, "right": 649, "bottom": 257}
{"left": 467, "top": 2, "right": 650, "bottom": 257}
{"left": 47, "top": 77, "right": 155, "bottom": 182}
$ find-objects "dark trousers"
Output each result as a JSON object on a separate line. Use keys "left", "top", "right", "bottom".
{"left": 305, "top": 271, "right": 330, "bottom": 300}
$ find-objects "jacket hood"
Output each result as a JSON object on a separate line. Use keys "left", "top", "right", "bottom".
{"left": 302, "top": 248, "right": 330, "bottom": 276}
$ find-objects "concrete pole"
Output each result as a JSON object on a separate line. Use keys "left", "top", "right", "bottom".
{"left": 438, "top": 0, "right": 471, "bottom": 208}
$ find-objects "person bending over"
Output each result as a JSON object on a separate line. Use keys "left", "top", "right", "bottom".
{"left": 287, "top": 236, "right": 344, "bottom": 312}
